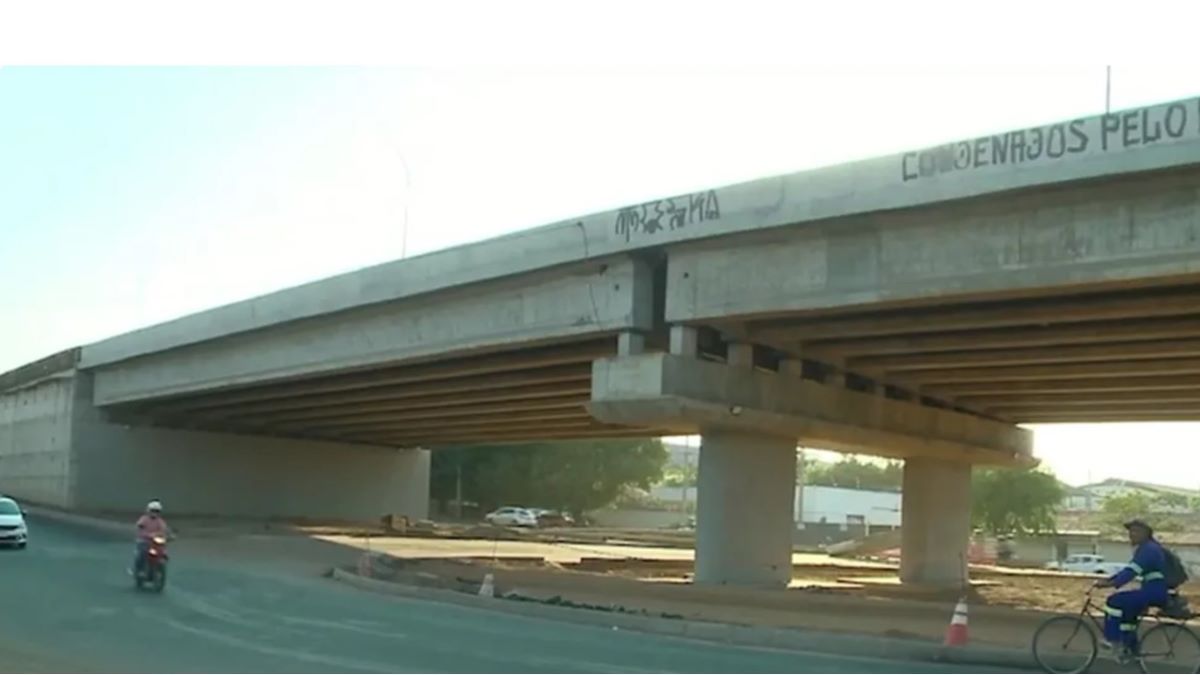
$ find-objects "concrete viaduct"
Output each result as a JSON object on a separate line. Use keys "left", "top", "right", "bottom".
{"left": 5, "top": 95, "right": 1200, "bottom": 588}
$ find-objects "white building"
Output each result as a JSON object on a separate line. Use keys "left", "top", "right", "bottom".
{"left": 1061, "top": 478, "right": 1200, "bottom": 513}
{"left": 651, "top": 483, "right": 900, "bottom": 528}
{"left": 800, "top": 485, "right": 901, "bottom": 528}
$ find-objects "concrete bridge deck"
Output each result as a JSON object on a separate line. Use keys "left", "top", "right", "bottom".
{"left": 51, "top": 94, "right": 1200, "bottom": 435}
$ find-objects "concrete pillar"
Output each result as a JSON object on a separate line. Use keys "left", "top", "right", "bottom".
{"left": 670, "top": 325, "right": 699, "bottom": 357}
{"left": 779, "top": 358, "right": 804, "bottom": 377}
{"left": 900, "top": 458, "right": 972, "bottom": 588}
{"left": 695, "top": 428, "right": 797, "bottom": 587}
{"left": 726, "top": 342, "right": 754, "bottom": 368}
{"left": 617, "top": 331, "right": 646, "bottom": 356}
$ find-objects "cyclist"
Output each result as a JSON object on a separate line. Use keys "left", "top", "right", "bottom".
{"left": 1094, "top": 518, "right": 1169, "bottom": 658}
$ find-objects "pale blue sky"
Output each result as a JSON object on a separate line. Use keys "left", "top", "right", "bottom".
{"left": 3, "top": 66, "right": 1199, "bottom": 486}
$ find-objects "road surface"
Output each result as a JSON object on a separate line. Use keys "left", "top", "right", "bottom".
{"left": 1, "top": 517, "right": 1024, "bottom": 673}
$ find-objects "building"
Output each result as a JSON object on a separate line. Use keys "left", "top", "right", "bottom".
{"left": 800, "top": 485, "right": 900, "bottom": 529}
{"left": 1061, "top": 478, "right": 1200, "bottom": 513}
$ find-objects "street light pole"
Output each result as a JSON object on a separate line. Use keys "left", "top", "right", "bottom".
{"left": 1105, "top": 65, "right": 1112, "bottom": 114}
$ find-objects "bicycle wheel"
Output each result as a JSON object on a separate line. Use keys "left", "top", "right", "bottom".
{"left": 1033, "top": 615, "right": 1098, "bottom": 674}
{"left": 1139, "top": 623, "right": 1200, "bottom": 674}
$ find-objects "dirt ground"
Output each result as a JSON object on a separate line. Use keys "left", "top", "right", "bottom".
{"left": 317, "top": 532, "right": 1094, "bottom": 608}
{"left": 307, "top": 531, "right": 1139, "bottom": 650}
{"left": 159, "top": 520, "right": 1166, "bottom": 651}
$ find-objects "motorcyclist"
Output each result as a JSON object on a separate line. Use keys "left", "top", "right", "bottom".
{"left": 130, "top": 500, "right": 171, "bottom": 576}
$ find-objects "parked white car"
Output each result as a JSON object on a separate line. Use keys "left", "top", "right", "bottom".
{"left": 0, "top": 497, "right": 28, "bottom": 549}
{"left": 484, "top": 507, "right": 538, "bottom": 528}
{"left": 1044, "top": 553, "right": 1125, "bottom": 576}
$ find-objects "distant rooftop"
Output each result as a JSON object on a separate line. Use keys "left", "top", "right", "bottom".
{"left": 1080, "top": 478, "right": 1200, "bottom": 497}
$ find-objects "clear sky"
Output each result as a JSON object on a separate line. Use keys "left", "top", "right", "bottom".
{"left": 2, "top": 66, "right": 1198, "bottom": 487}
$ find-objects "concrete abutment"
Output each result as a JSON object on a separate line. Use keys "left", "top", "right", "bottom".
{"left": 0, "top": 371, "right": 431, "bottom": 523}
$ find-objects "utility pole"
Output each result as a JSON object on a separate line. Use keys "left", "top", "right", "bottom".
{"left": 1105, "top": 66, "right": 1112, "bottom": 114}
{"left": 454, "top": 457, "right": 463, "bottom": 520}
{"left": 681, "top": 436, "right": 694, "bottom": 517}
{"left": 796, "top": 446, "right": 806, "bottom": 529}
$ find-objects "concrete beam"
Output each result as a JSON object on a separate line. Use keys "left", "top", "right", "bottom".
{"left": 292, "top": 401, "right": 589, "bottom": 433}
{"left": 745, "top": 287, "right": 1200, "bottom": 342}
{"left": 143, "top": 339, "right": 613, "bottom": 414}
{"left": 90, "top": 257, "right": 651, "bottom": 406}
{"left": 192, "top": 364, "right": 591, "bottom": 420}
{"left": 928, "top": 374, "right": 1200, "bottom": 397}
{"left": 1018, "top": 412, "right": 1200, "bottom": 423}
{"left": 801, "top": 316, "right": 1200, "bottom": 358}
{"left": 588, "top": 353, "right": 1030, "bottom": 465}
{"left": 331, "top": 413, "right": 600, "bottom": 439}
{"left": 852, "top": 338, "right": 1200, "bottom": 373}
{"left": 377, "top": 425, "right": 667, "bottom": 447}
{"left": 895, "top": 358, "right": 1200, "bottom": 385}
{"left": 993, "top": 402, "right": 1200, "bottom": 417}
{"left": 963, "top": 390, "right": 1200, "bottom": 408}
{"left": 223, "top": 380, "right": 591, "bottom": 425}
{"left": 670, "top": 163, "right": 1200, "bottom": 325}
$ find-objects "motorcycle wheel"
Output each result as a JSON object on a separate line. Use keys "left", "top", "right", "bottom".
{"left": 152, "top": 565, "right": 167, "bottom": 593}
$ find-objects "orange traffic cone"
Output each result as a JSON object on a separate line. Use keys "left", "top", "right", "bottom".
{"left": 944, "top": 597, "right": 969, "bottom": 646}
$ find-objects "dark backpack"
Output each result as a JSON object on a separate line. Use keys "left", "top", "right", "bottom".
{"left": 1163, "top": 546, "right": 1190, "bottom": 589}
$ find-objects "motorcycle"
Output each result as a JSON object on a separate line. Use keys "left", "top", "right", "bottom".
{"left": 133, "top": 535, "right": 169, "bottom": 592}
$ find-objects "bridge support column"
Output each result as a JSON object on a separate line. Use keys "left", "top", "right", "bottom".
{"left": 900, "top": 457, "right": 971, "bottom": 588}
{"left": 695, "top": 428, "right": 796, "bottom": 587}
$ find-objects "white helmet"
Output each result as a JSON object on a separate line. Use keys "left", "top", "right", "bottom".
{"left": 147, "top": 500, "right": 163, "bottom": 513}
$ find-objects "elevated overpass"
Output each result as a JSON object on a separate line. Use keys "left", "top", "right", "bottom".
{"left": 5, "top": 95, "right": 1200, "bottom": 588}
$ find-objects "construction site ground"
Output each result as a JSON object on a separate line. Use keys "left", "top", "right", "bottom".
{"left": 304, "top": 526, "right": 1135, "bottom": 653}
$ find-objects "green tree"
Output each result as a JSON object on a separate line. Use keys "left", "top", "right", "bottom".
{"left": 971, "top": 466, "right": 1065, "bottom": 535}
{"left": 661, "top": 462, "right": 698, "bottom": 487}
{"left": 804, "top": 457, "right": 903, "bottom": 491}
{"left": 1101, "top": 492, "right": 1187, "bottom": 534}
{"left": 430, "top": 438, "right": 667, "bottom": 518}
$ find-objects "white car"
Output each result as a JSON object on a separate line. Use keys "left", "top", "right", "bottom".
{"left": 1044, "top": 553, "right": 1125, "bottom": 576}
{"left": 0, "top": 497, "right": 28, "bottom": 549}
{"left": 484, "top": 507, "right": 538, "bottom": 528}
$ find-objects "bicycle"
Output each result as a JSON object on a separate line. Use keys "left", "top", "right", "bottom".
{"left": 1032, "top": 586, "right": 1200, "bottom": 673}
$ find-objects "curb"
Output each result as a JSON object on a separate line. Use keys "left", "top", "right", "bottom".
{"left": 330, "top": 568, "right": 1037, "bottom": 670}
{"left": 23, "top": 505, "right": 130, "bottom": 537}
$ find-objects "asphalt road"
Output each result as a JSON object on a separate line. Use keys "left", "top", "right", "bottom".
{"left": 1, "top": 517, "right": 1025, "bottom": 673}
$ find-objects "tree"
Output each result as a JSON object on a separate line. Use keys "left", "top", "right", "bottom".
{"left": 971, "top": 466, "right": 1065, "bottom": 535}
{"left": 1101, "top": 491, "right": 1187, "bottom": 535}
{"left": 430, "top": 438, "right": 667, "bottom": 518}
{"left": 661, "top": 462, "right": 698, "bottom": 487}
{"left": 804, "top": 456, "right": 903, "bottom": 491}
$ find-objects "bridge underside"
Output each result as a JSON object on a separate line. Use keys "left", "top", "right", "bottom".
{"left": 107, "top": 337, "right": 676, "bottom": 446}
{"left": 95, "top": 280, "right": 1200, "bottom": 447}
{"left": 727, "top": 280, "right": 1200, "bottom": 424}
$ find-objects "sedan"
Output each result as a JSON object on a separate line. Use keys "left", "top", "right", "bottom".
{"left": 0, "top": 497, "right": 28, "bottom": 549}
{"left": 484, "top": 507, "right": 538, "bottom": 528}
